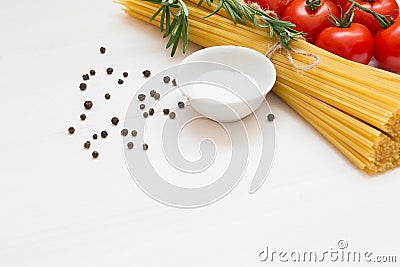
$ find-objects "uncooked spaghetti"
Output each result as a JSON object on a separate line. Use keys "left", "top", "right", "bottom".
{"left": 118, "top": 0, "right": 400, "bottom": 174}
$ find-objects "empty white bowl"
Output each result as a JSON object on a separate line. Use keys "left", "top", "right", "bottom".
{"left": 179, "top": 46, "right": 276, "bottom": 122}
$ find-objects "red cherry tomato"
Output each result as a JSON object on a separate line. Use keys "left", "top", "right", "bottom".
{"left": 374, "top": 17, "right": 400, "bottom": 72}
{"left": 315, "top": 23, "right": 374, "bottom": 64}
{"left": 282, "top": 0, "right": 340, "bottom": 43}
{"left": 344, "top": 0, "right": 399, "bottom": 35}
{"left": 244, "top": 0, "right": 290, "bottom": 17}
{"left": 329, "top": 0, "right": 348, "bottom": 7}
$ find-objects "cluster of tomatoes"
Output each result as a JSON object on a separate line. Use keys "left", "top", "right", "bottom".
{"left": 246, "top": 0, "right": 400, "bottom": 72}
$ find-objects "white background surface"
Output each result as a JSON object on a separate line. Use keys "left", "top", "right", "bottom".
{"left": 1, "top": 0, "right": 399, "bottom": 266}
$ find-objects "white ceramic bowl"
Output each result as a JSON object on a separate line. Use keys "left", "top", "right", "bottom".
{"left": 180, "top": 46, "right": 276, "bottom": 122}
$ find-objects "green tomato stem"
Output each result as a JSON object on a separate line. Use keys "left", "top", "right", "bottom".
{"left": 306, "top": 0, "right": 321, "bottom": 11}
{"left": 326, "top": 3, "right": 355, "bottom": 28}
{"left": 348, "top": 0, "right": 393, "bottom": 28}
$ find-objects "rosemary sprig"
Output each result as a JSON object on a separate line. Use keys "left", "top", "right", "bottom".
{"left": 146, "top": 0, "right": 189, "bottom": 56}
{"left": 145, "top": 0, "right": 304, "bottom": 56}
{"left": 207, "top": 0, "right": 304, "bottom": 50}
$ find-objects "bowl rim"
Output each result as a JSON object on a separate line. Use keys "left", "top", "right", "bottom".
{"left": 181, "top": 45, "right": 277, "bottom": 97}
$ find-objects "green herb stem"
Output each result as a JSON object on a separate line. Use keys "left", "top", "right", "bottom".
{"left": 227, "top": 0, "right": 305, "bottom": 50}
{"left": 145, "top": 0, "right": 305, "bottom": 56}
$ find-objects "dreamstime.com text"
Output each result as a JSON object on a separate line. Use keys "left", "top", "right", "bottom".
{"left": 259, "top": 240, "right": 397, "bottom": 264}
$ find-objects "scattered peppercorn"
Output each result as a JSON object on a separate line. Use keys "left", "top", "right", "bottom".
{"left": 90, "top": 69, "right": 96, "bottom": 76}
{"left": 92, "top": 151, "right": 99, "bottom": 158}
{"left": 106, "top": 67, "right": 113, "bottom": 75}
{"left": 84, "top": 101, "right": 93, "bottom": 110}
{"left": 101, "top": 131, "right": 108, "bottom": 138}
{"left": 118, "top": 79, "right": 124, "bottom": 85}
{"left": 140, "top": 104, "right": 145, "bottom": 110}
{"left": 80, "top": 114, "right": 86, "bottom": 121}
{"left": 100, "top": 47, "right": 106, "bottom": 54}
{"left": 93, "top": 134, "right": 98, "bottom": 140}
{"left": 169, "top": 112, "right": 176, "bottom": 119}
{"left": 154, "top": 93, "right": 160, "bottom": 100}
{"left": 163, "top": 76, "right": 171, "bottom": 83}
{"left": 163, "top": 109, "right": 170, "bottom": 115}
{"left": 143, "top": 70, "right": 151, "bottom": 77}
{"left": 149, "top": 108, "right": 155, "bottom": 116}
{"left": 127, "top": 142, "right": 134, "bottom": 149}
{"left": 178, "top": 101, "right": 185, "bottom": 108}
{"left": 143, "top": 112, "right": 149, "bottom": 118}
{"left": 267, "top": 114, "right": 275, "bottom": 121}
{"left": 79, "top": 83, "right": 87, "bottom": 91}
{"left": 105, "top": 93, "right": 111, "bottom": 100}
{"left": 172, "top": 78, "right": 177, "bottom": 86}
{"left": 131, "top": 130, "right": 137, "bottom": 137}
{"left": 143, "top": 143, "right": 149, "bottom": 150}
{"left": 111, "top": 117, "right": 119, "bottom": 126}
{"left": 84, "top": 141, "right": 91, "bottom": 149}
{"left": 82, "top": 74, "right": 89, "bottom": 81}
{"left": 150, "top": 90, "right": 156, "bottom": 97}
{"left": 68, "top": 127, "right": 75, "bottom": 134}
{"left": 138, "top": 94, "right": 146, "bottom": 101}
{"left": 121, "top": 129, "right": 128, "bottom": 136}
{"left": 123, "top": 72, "right": 128, "bottom": 78}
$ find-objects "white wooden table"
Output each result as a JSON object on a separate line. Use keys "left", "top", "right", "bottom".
{"left": 1, "top": 0, "right": 399, "bottom": 266}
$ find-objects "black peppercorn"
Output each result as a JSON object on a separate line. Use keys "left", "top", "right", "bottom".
{"left": 84, "top": 101, "right": 93, "bottom": 110}
{"left": 138, "top": 94, "right": 146, "bottom": 101}
{"left": 111, "top": 117, "right": 119, "bottom": 126}
{"left": 100, "top": 47, "right": 106, "bottom": 54}
{"left": 123, "top": 72, "right": 128, "bottom": 78}
{"left": 172, "top": 78, "right": 177, "bottom": 86}
{"left": 82, "top": 74, "right": 89, "bottom": 81}
{"left": 131, "top": 130, "right": 137, "bottom": 137}
{"left": 79, "top": 83, "right": 87, "bottom": 91}
{"left": 154, "top": 93, "right": 160, "bottom": 100}
{"left": 267, "top": 114, "right": 275, "bottom": 121}
{"left": 80, "top": 114, "right": 86, "bottom": 121}
{"left": 150, "top": 90, "right": 156, "bottom": 97}
{"left": 140, "top": 104, "right": 145, "bottom": 110}
{"left": 178, "top": 101, "right": 185, "bottom": 108}
{"left": 101, "top": 131, "right": 108, "bottom": 138}
{"left": 149, "top": 108, "right": 155, "bottom": 116}
{"left": 163, "top": 76, "right": 170, "bottom": 83}
{"left": 92, "top": 151, "right": 99, "bottom": 158}
{"left": 84, "top": 141, "right": 91, "bottom": 149}
{"left": 169, "top": 112, "right": 176, "bottom": 119}
{"left": 105, "top": 93, "right": 111, "bottom": 100}
{"left": 121, "top": 129, "right": 128, "bottom": 136}
{"left": 143, "top": 112, "right": 149, "bottom": 118}
{"left": 127, "top": 142, "right": 134, "bottom": 149}
{"left": 163, "top": 109, "right": 170, "bottom": 115}
{"left": 68, "top": 127, "right": 75, "bottom": 134}
{"left": 143, "top": 143, "right": 149, "bottom": 150}
{"left": 93, "top": 134, "right": 98, "bottom": 140}
{"left": 90, "top": 69, "right": 96, "bottom": 76}
{"left": 118, "top": 79, "right": 124, "bottom": 85}
{"left": 143, "top": 70, "right": 151, "bottom": 77}
{"left": 106, "top": 67, "right": 113, "bottom": 75}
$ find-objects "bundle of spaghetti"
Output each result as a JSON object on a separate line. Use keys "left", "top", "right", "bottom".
{"left": 274, "top": 81, "right": 400, "bottom": 174}
{"left": 118, "top": 0, "right": 400, "bottom": 174}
